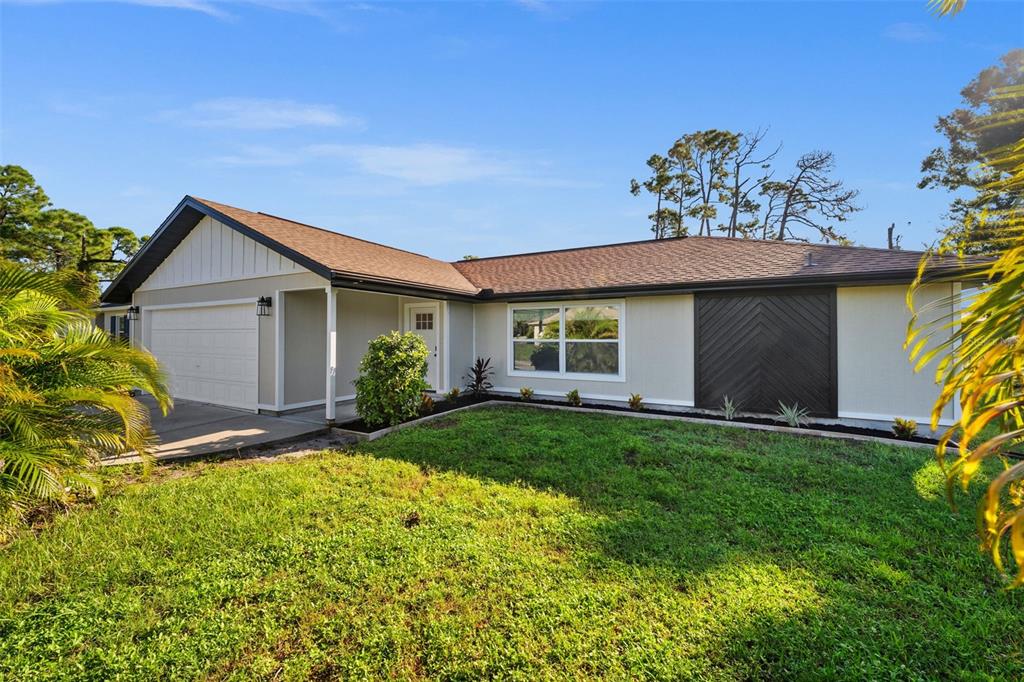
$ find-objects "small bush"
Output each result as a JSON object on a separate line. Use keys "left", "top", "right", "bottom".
{"left": 628, "top": 393, "right": 644, "bottom": 411}
{"left": 445, "top": 387, "right": 461, "bottom": 402}
{"left": 420, "top": 393, "right": 435, "bottom": 415}
{"left": 465, "top": 357, "right": 494, "bottom": 397}
{"left": 354, "top": 331, "right": 429, "bottom": 428}
{"left": 892, "top": 417, "right": 918, "bottom": 440}
{"left": 566, "top": 389, "right": 582, "bottom": 407}
{"left": 722, "top": 395, "right": 739, "bottom": 421}
{"left": 776, "top": 401, "right": 809, "bottom": 428}
{"left": 520, "top": 387, "right": 535, "bottom": 402}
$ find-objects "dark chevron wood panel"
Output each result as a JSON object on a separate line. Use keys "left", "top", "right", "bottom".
{"left": 695, "top": 288, "right": 837, "bottom": 416}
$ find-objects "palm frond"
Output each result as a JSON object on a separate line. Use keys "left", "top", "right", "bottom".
{"left": 927, "top": 0, "right": 968, "bottom": 16}
{"left": 907, "top": 74, "right": 1024, "bottom": 585}
{"left": 0, "top": 262, "right": 171, "bottom": 524}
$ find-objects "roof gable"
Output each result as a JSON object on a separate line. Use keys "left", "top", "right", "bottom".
{"left": 136, "top": 214, "right": 310, "bottom": 292}
{"left": 102, "top": 196, "right": 479, "bottom": 304}
{"left": 192, "top": 198, "right": 479, "bottom": 297}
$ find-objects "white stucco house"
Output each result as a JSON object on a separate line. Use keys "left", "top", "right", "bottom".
{"left": 98, "top": 196, "right": 969, "bottom": 429}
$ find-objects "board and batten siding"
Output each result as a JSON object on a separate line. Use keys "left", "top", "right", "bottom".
{"left": 472, "top": 295, "right": 695, "bottom": 405}
{"left": 836, "top": 283, "right": 957, "bottom": 425}
{"left": 137, "top": 216, "right": 308, "bottom": 292}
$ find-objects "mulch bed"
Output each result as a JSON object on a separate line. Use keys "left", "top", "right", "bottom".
{"left": 334, "top": 394, "right": 490, "bottom": 433}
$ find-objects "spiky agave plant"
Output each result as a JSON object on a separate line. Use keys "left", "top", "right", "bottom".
{"left": 0, "top": 263, "right": 171, "bottom": 515}
{"left": 776, "top": 401, "right": 809, "bottom": 428}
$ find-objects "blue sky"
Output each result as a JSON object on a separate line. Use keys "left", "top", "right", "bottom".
{"left": 2, "top": 1, "right": 1021, "bottom": 260}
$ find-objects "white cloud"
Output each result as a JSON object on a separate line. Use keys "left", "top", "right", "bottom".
{"left": 158, "top": 97, "right": 361, "bottom": 130}
{"left": 7, "top": 0, "right": 334, "bottom": 20}
{"left": 308, "top": 143, "right": 514, "bottom": 185}
{"left": 208, "top": 145, "right": 306, "bottom": 166}
{"left": 206, "top": 141, "right": 593, "bottom": 188}
{"left": 514, "top": 0, "right": 550, "bottom": 13}
{"left": 882, "top": 22, "right": 941, "bottom": 43}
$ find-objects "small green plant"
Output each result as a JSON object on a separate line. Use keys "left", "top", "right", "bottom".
{"left": 465, "top": 357, "right": 494, "bottom": 397}
{"left": 628, "top": 393, "right": 644, "bottom": 411}
{"left": 566, "top": 389, "right": 582, "bottom": 407}
{"left": 420, "top": 393, "right": 435, "bottom": 415}
{"left": 520, "top": 386, "right": 535, "bottom": 402}
{"left": 892, "top": 417, "right": 918, "bottom": 440}
{"left": 445, "top": 387, "right": 461, "bottom": 402}
{"left": 354, "top": 331, "right": 429, "bottom": 428}
{"left": 722, "top": 395, "right": 739, "bottom": 421}
{"left": 776, "top": 401, "right": 809, "bottom": 428}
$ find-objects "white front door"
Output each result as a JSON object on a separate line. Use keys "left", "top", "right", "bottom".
{"left": 406, "top": 303, "right": 439, "bottom": 390}
{"left": 148, "top": 303, "right": 259, "bottom": 410}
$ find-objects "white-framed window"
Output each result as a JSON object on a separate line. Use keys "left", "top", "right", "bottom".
{"left": 507, "top": 300, "right": 625, "bottom": 381}
{"left": 108, "top": 314, "right": 130, "bottom": 342}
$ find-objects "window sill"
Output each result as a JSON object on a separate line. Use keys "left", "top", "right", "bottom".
{"left": 508, "top": 369, "right": 626, "bottom": 383}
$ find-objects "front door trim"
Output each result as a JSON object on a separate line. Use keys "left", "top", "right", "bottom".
{"left": 404, "top": 301, "right": 441, "bottom": 390}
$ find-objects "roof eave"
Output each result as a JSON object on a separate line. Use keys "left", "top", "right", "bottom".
{"left": 330, "top": 272, "right": 480, "bottom": 301}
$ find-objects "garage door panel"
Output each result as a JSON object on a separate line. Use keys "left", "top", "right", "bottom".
{"left": 148, "top": 303, "right": 258, "bottom": 410}
{"left": 697, "top": 289, "right": 836, "bottom": 417}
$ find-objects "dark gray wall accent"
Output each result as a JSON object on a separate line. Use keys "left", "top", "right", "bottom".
{"left": 695, "top": 288, "right": 837, "bottom": 417}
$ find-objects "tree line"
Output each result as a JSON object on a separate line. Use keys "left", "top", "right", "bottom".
{"left": 0, "top": 166, "right": 145, "bottom": 299}
{"left": 630, "top": 129, "right": 860, "bottom": 243}
{"left": 630, "top": 48, "right": 1021, "bottom": 249}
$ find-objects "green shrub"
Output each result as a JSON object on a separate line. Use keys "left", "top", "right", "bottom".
{"left": 566, "top": 389, "right": 582, "bottom": 407}
{"left": 628, "top": 393, "right": 644, "bottom": 411}
{"left": 354, "top": 332, "right": 429, "bottom": 428}
{"left": 520, "top": 386, "right": 535, "bottom": 402}
{"left": 892, "top": 417, "right": 918, "bottom": 440}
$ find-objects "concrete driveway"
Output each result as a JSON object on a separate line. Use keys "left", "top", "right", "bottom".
{"left": 103, "top": 395, "right": 333, "bottom": 465}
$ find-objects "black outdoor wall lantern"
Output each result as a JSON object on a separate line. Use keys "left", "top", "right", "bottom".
{"left": 126, "top": 305, "right": 140, "bottom": 321}
{"left": 256, "top": 296, "right": 272, "bottom": 317}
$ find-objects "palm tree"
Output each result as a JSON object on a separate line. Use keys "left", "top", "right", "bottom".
{"left": 908, "top": 0, "right": 1024, "bottom": 587}
{"left": 0, "top": 262, "right": 171, "bottom": 516}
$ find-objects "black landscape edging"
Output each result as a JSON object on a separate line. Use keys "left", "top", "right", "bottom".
{"left": 335, "top": 394, "right": 491, "bottom": 434}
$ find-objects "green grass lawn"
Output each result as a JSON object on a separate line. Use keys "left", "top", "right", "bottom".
{"left": 1, "top": 406, "right": 1020, "bottom": 680}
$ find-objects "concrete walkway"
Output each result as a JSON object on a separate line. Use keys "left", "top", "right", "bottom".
{"left": 103, "top": 396, "right": 335, "bottom": 465}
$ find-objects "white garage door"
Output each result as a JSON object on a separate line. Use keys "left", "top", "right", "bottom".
{"left": 149, "top": 303, "right": 258, "bottom": 410}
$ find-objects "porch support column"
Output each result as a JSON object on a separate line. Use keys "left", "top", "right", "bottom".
{"left": 274, "top": 289, "right": 284, "bottom": 411}
{"left": 325, "top": 286, "right": 338, "bottom": 423}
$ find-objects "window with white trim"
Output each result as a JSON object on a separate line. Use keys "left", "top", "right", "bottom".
{"left": 509, "top": 302, "right": 624, "bottom": 379}
{"left": 108, "top": 314, "right": 130, "bottom": 342}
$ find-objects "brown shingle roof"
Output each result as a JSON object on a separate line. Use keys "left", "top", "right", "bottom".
{"left": 192, "top": 197, "right": 479, "bottom": 295}
{"left": 451, "top": 237, "right": 969, "bottom": 295}
{"left": 185, "top": 198, "right": 977, "bottom": 299}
